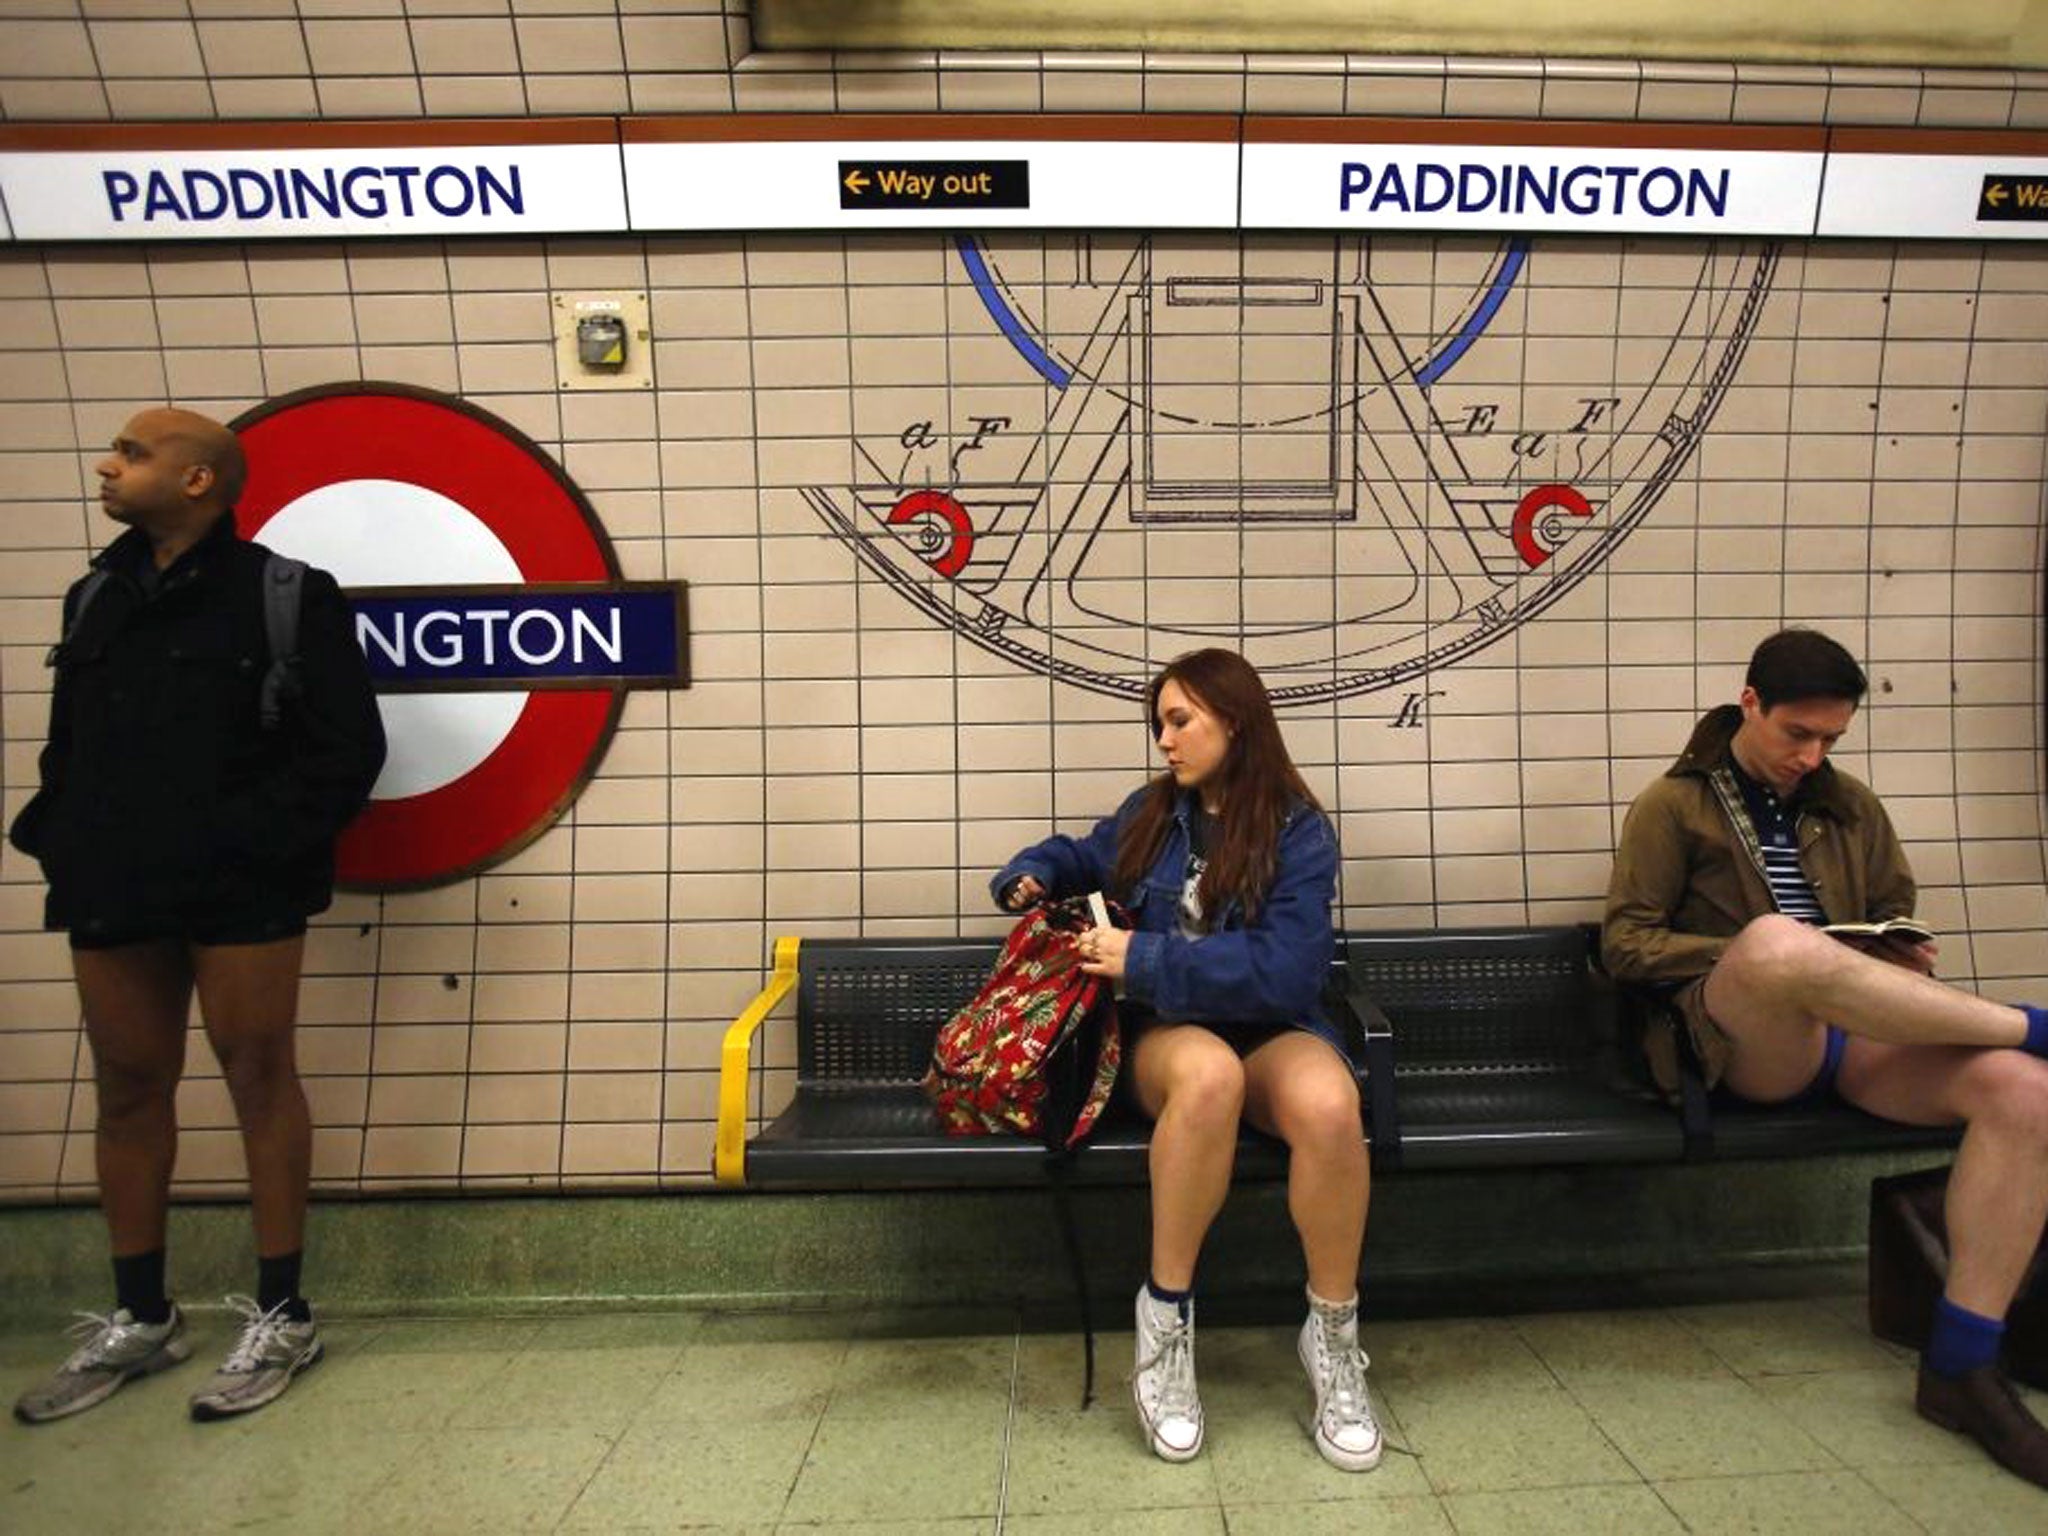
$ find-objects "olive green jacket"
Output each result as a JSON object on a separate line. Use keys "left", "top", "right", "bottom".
{"left": 1602, "top": 703, "right": 1917, "bottom": 993}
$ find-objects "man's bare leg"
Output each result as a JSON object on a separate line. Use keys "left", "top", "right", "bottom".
{"left": 1705, "top": 914, "right": 2029, "bottom": 1101}
{"left": 74, "top": 942, "right": 194, "bottom": 1258}
{"left": 13, "top": 944, "right": 199, "bottom": 1424}
{"left": 1836, "top": 1035, "right": 2048, "bottom": 1486}
{"left": 1836, "top": 1039, "right": 2048, "bottom": 1317}
{"left": 183, "top": 935, "right": 328, "bottom": 1424}
{"left": 192, "top": 937, "right": 309, "bottom": 1261}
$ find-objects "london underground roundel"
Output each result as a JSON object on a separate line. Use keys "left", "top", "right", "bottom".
{"left": 232, "top": 383, "right": 687, "bottom": 890}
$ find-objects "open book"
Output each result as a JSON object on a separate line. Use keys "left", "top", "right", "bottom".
{"left": 1822, "top": 915, "right": 1935, "bottom": 946}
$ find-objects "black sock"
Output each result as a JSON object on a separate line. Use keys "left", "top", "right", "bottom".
{"left": 112, "top": 1249, "right": 170, "bottom": 1325}
{"left": 1145, "top": 1276, "right": 1192, "bottom": 1318}
{"left": 257, "top": 1250, "right": 311, "bottom": 1322}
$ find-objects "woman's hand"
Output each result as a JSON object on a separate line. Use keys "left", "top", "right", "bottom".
{"left": 1077, "top": 924, "right": 1130, "bottom": 980}
{"left": 1004, "top": 875, "right": 1046, "bottom": 910}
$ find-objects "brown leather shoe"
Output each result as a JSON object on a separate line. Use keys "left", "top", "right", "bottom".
{"left": 1916, "top": 1359, "right": 2048, "bottom": 1488}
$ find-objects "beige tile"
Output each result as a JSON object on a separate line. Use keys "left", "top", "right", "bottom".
{"left": 304, "top": 18, "right": 412, "bottom": 75}
{"left": 514, "top": 15, "right": 622, "bottom": 71}
{"left": 561, "top": 1121, "right": 659, "bottom": 1176}
{"left": 88, "top": 18, "right": 203, "bottom": 75}
{"left": 422, "top": 75, "right": 529, "bottom": 115}
{"left": 315, "top": 75, "right": 424, "bottom": 114}
{"left": 196, "top": 16, "right": 308, "bottom": 74}
{"left": 409, "top": 16, "right": 517, "bottom": 72}
{"left": 461, "top": 1122, "right": 562, "bottom": 1177}
{"left": 366, "top": 1073, "right": 466, "bottom": 1125}
{"left": 467, "top": 1021, "right": 566, "bottom": 1075}
{"left": 361, "top": 1123, "right": 462, "bottom": 1180}
{"left": 0, "top": 76, "right": 111, "bottom": 116}
{"left": 1735, "top": 82, "right": 1829, "bottom": 121}
{"left": 5, "top": 19, "right": 95, "bottom": 74}
{"left": 621, "top": 13, "right": 727, "bottom": 72}
{"left": 53, "top": 297, "right": 158, "bottom": 350}
{"left": 466, "top": 1072, "right": 564, "bottom": 1124}
{"left": 527, "top": 75, "right": 630, "bottom": 113}
{"left": 731, "top": 69, "right": 834, "bottom": 111}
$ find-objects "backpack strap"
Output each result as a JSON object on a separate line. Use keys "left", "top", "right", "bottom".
{"left": 1042, "top": 1151, "right": 1097, "bottom": 1409}
{"left": 50, "top": 568, "right": 112, "bottom": 663}
{"left": 258, "top": 554, "right": 307, "bottom": 732}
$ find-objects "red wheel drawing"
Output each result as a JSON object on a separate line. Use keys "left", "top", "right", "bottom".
{"left": 887, "top": 489, "right": 975, "bottom": 578}
{"left": 1511, "top": 484, "right": 1595, "bottom": 568}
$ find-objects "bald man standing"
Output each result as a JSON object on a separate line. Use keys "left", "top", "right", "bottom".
{"left": 9, "top": 409, "right": 385, "bottom": 1423}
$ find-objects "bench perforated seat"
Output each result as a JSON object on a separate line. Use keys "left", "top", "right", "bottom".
{"left": 1346, "top": 927, "right": 1683, "bottom": 1167}
{"left": 736, "top": 936, "right": 1357, "bottom": 1188}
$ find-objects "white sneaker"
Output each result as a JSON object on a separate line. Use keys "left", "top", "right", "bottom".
{"left": 1131, "top": 1286, "right": 1203, "bottom": 1462}
{"left": 1298, "top": 1295, "right": 1383, "bottom": 1472}
{"left": 13, "top": 1305, "right": 190, "bottom": 1423}
{"left": 188, "top": 1296, "right": 324, "bottom": 1421}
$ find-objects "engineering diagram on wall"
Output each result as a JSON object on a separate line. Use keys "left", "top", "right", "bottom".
{"left": 805, "top": 235, "right": 1776, "bottom": 705}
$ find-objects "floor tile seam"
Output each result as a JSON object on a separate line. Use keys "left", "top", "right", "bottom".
{"left": 1646, "top": 1466, "right": 1933, "bottom": 1536}
{"left": 544, "top": 1413, "right": 637, "bottom": 1532}
{"left": 1841, "top": 1463, "right": 1940, "bottom": 1534}
{"left": 993, "top": 1322, "right": 1024, "bottom": 1533}
{"left": 772, "top": 1376, "right": 839, "bottom": 1528}
{"left": 1569, "top": 1357, "right": 1863, "bottom": 1479}
{"left": 1640, "top": 1473, "right": 1695, "bottom": 1532}
{"left": 1503, "top": 1316, "right": 1576, "bottom": 1394}
{"left": 1542, "top": 1351, "right": 1686, "bottom": 1488}
{"left": 1660, "top": 1305, "right": 1765, "bottom": 1378}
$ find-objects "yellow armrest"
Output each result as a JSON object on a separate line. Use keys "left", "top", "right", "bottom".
{"left": 714, "top": 936, "right": 802, "bottom": 1185}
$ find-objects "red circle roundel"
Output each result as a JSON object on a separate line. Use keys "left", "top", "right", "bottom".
{"left": 232, "top": 383, "right": 622, "bottom": 891}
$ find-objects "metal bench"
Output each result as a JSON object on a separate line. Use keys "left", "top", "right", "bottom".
{"left": 714, "top": 936, "right": 1394, "bottom": 1188}
{"left": 713, "top": 923, "right": 1959, "bottom": 1188}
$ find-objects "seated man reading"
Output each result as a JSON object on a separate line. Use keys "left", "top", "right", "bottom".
{"left": 1603, "top": 627, "right": 2048, "bottom": 1489}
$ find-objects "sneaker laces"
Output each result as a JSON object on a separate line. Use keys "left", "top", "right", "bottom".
{"left": 217, "top": 1295, "right": 295, "bottom": 1375}
{"left": 59, "top": 1309, "right": 140, "bottom": 1372}
{"left": 1132, "top": 1312, "right": 1199, "bottom": 1421}
{"left": 1310, "top": 1320, "right": 1375, "bottom": 1435}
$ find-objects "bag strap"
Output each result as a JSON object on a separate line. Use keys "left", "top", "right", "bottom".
{"left": 51, "top": 568, "right": 112, "bottom": 660}
{"left": 257, "top": 554, "right": 306, "bottom": 732}
{"left": 1043, "top": 1151, "right": 1096, "bottom": 1408}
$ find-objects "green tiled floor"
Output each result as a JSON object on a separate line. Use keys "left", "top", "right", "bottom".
{"left": 3, "top": 1291, "right": 2045, "bottom": 1533}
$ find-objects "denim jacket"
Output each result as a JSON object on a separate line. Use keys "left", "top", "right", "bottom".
{"left": 991, "top": 786, "right": 1338, "bottom": 1031}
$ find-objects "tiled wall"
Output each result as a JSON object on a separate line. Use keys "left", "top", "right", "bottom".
{"left": 1, "top": 11, "right": 2046, "bottom": 1201}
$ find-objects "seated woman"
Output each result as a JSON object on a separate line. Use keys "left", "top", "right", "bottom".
{"left": 991, "top": 648, "right": 1378, "bottom": 1471}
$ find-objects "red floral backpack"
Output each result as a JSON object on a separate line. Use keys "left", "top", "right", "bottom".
{"left": 923, "top": 896, "right": 1124, "bottom": 1149}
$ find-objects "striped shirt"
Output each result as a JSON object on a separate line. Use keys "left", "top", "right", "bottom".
{"left": 1728, "top": 758, "right": 1826, "bottom": 924}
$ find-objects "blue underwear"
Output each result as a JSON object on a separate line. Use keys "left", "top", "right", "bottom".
{"left": 1804, "top": 1024, "right": 1849, "bottom": 1100}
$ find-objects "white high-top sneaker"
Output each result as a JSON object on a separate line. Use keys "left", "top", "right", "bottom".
{"left": 1298, "top": 1289, "right": 1383, "bottom": 1471}
{"left": 1131, "top": 1285, "right": 1203, "bottom": 1461}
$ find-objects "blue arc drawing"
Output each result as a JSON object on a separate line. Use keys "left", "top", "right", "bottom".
{"left": 807, "top": 233, "right": 1776, "bottom": 705}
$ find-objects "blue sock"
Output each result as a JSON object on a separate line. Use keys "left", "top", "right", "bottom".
{"left": 1927, "top": 1296, "right": 2004, "bottom": 1378}
{"left": 2022, "top": 1006, "right": 2048, "bottom": 1058}
{"left": 1146, "top": 1277, "right": 1192, "bottom": 1319}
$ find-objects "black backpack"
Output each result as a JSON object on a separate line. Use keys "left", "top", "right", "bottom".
{"left": 60, "top": 553, "right": 306, "bottom": 731}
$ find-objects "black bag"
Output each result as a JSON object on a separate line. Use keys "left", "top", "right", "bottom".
{"left": 1869, "top": 1165, "right": 2048, "bottom": 1389}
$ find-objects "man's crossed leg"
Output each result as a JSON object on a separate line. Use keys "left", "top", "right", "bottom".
{"left": 1702, "top": 912, "right": 2048, "bottom": 1487}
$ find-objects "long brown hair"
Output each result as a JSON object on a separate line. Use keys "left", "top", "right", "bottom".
{"left": 1110, "top": 649, "right": 1321, "bottom": 922}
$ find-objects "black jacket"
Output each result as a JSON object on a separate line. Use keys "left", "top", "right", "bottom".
{"left": 8, "top": 515, "right": 387, "bottom": 935}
